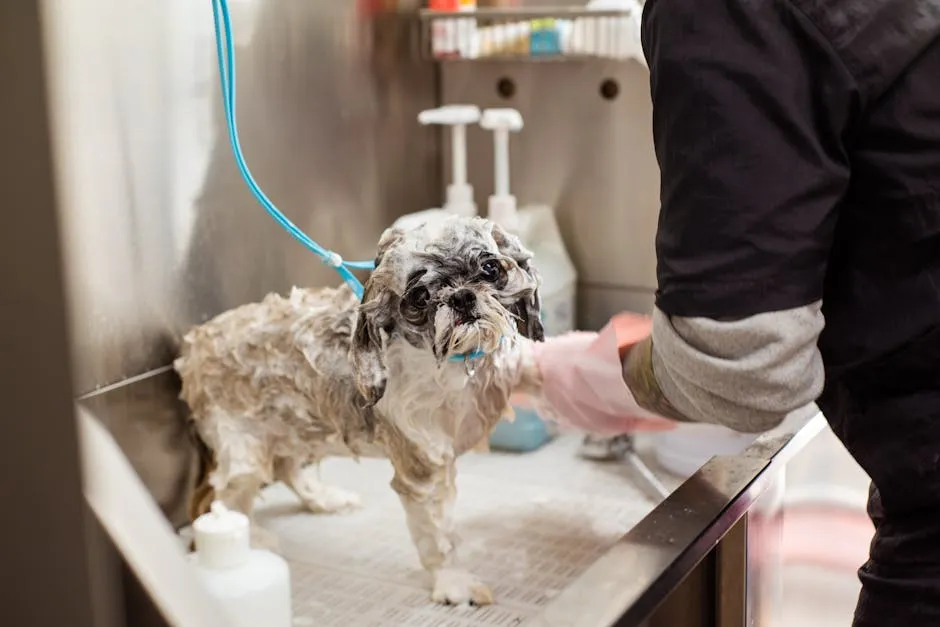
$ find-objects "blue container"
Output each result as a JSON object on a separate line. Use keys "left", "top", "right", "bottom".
{"left": 488, "top": 407, "right": 553, "bottom": 452}
{"left": 529, "top": 20, "right": 562, "bottom": 56}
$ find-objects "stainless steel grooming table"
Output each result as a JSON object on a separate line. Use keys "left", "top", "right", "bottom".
{"left": 240, "top": 417, "right": 824, "bottom": 627}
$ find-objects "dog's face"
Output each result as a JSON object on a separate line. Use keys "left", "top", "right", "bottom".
{"left": 351, "top": 216, "right": 543, "bottom": 405}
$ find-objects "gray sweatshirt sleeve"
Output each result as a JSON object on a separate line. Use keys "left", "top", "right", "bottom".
{"left": 624, "top": 303, "right": 826, "bottom": 433}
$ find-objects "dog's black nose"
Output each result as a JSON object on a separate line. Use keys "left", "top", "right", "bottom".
{"left": 450, "top": 289, "right": 476, "bottom": 316}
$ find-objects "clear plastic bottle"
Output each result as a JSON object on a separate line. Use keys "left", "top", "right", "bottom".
{"left": 190, "top": 502, "right": 292, "bottom": 627}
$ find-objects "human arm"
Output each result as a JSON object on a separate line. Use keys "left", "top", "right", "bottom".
{"left": 517, "top": 0, "right": 857, "bottom": 435}
{"left": 515, "top": 313, "right": 676, "bottom": 435}
{"left": 624, "top": 0, "right": 858, "bottom": 431}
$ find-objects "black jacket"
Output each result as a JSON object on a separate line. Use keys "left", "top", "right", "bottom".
{"left": 642, "top": 0, "right": 940, "bottom": 416}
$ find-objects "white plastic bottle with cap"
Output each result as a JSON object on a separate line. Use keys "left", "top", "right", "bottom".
{"left": 479, "top": 108, "right": 578, "bottom": 337}
{"left": 189, "top": 501, "right": 292, "bottom": 627}
{"left": 391, "top": 104, "right": 481, "bottom": 232}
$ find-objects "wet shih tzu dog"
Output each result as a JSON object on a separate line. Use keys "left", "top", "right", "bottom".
{"left": 175, "top": 215, "right": 544, "bottom": 605}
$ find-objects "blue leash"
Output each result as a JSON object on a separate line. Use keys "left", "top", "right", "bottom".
{"left": 210, "top": 0, "right": 487, "bottom": 363}
{"left": 210, "top": 0, "right": 373, "bottom": 300}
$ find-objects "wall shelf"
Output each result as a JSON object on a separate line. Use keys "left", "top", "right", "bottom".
{"left": 418, "top": 5, "right": 644, "bottom": 62}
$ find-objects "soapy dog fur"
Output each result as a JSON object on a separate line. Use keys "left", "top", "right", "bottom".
{"left": 175, "top": 216, "right": 544, "bottom": 605}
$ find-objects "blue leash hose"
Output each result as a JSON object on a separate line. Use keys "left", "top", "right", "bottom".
{"left": 210, "top": 0, "right": 373, "bottom": 299}
{"left": 210, "top": 0, "right": 486, "bottom": 363}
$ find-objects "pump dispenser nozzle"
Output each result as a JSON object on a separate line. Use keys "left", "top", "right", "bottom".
{"left": 480, "top": 108, "right": 523, "bottom": 232}
{"left": 418, "top": 105, "right": 481, "bottom": 218}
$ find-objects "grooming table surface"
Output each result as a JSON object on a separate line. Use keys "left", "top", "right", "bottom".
{"left": 254, "top": 435, "right": 665, "bottom": 626}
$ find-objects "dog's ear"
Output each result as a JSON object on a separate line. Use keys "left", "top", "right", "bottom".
{"left": 490, "top": 222, "right": 545, "bottom": 342}
{"left": 350, "top": 227, "right": 404, "bottom": 406}
{"left": 351, "top": 298, "right": 388, "bottom": 407}
{"left": 513, "top": 290, "right": 544, "bottom": 342}
{"left": 374, "top": 226, "right": 404, "bottom": 267}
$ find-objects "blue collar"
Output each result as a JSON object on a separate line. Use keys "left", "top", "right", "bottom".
{"left": 447, "top": 335, "right": 508, "bottom": 362}
{"left": 448, "top": 347, "right": 487, "bottom": 362}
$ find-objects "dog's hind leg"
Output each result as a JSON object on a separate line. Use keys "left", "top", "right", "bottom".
{"left": 188, "top": 427, "right": 219, "bottom": 524}
{"left": 275, "top": 457, "right": 360, "bottom": 514}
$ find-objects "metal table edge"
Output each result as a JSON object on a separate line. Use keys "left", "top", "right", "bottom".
{"left": 529, "top": 413, "right": 828, "bottom": 627}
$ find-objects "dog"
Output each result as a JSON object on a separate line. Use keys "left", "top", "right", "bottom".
{"left": 175, "top": 215, "right": 545, "bottom": 605}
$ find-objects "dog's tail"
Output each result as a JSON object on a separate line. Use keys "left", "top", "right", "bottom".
{"left": 187, "top": 423, "right": 218, "bottom": 523}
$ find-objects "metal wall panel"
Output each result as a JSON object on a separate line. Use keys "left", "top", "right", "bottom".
{"left": 43, "top": 0, "right": 440, "bottom": 395}
{"left": 41, "top": 0, "right": 440, "bottom": 522}
{"left": 0, "top": 3, "right": 120, "bottom": 624}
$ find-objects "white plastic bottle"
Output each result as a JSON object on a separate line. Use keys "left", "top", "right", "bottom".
{"left": 650, "top": 405, "right": 820, "bottom": 477}
{"left": 479, "top": 108, "right": 578, "bottom": 337}
{"left": 651, "top": 424, "right": 760, "bottom": 478}
{"left": 391, "top": 105, "right": 481, "bottom": 231}
{"left": 189, "top": 501, "right": 292, "bottom": 627}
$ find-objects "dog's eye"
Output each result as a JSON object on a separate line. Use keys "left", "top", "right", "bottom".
{"left": 481, "top": 259, "right": 501, "bottom": 282}
{"left": 408, "top": 286, "right": 430, "bottom": 308}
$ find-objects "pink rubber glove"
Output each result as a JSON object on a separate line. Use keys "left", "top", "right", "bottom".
{"left": 515, "top": 313, "right": 677, "bottom": 435}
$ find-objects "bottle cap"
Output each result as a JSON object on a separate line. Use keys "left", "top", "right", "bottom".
{"left": 479, "top": 108, "right": 524, "bottom": 133}
{"left": 418, "top": 105, "right": 481, "bottom": 127}
{"left": 192, "top": 501, "right": 251, "bottom": 569}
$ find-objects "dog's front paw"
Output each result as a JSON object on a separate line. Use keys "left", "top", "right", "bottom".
{"left": 304, "top": 486, "right": 361, "bottom": 514}
{"left": 431, "top": 568, "right": 494, "bottom": 606}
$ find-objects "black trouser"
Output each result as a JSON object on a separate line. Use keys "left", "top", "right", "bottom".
{"left": 822, "top": 332, "right": 940, "bottom": 627}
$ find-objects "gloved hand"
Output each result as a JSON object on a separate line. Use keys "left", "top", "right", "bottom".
{"left": 514, "top": 313, "right": 677, "bottom": 435}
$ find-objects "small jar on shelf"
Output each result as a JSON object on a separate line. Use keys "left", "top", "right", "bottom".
{"left": 428, "top": 0, "right": 478, "bottom": 59}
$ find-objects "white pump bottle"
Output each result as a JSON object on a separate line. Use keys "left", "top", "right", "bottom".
{"left": 391, "top": 104, "right": 481, "bottom": 231}
{"left": 480, "top": 108, "right": 578, "bottom": 452}
{"left": 189, "top": 501, "right": 293, "bottom": 627}
{"left": 479, "top": 108, "right": 578, "bottom": 337}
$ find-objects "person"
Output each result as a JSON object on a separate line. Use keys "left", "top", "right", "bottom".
{"left": 524, "top": 1, "right": 940, "bottom": 625}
